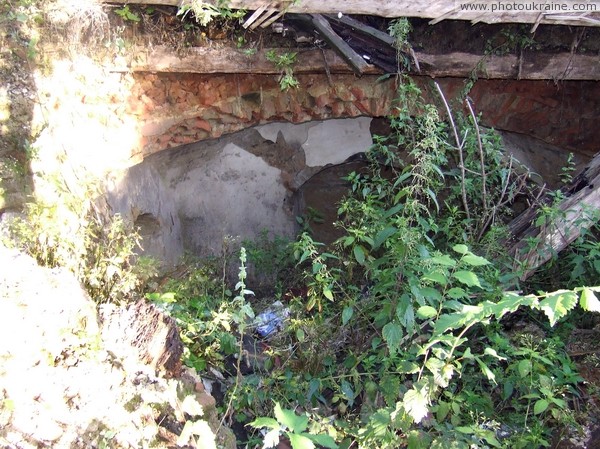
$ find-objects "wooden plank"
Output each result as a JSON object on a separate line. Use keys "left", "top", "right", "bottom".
{"left": 295, "top": 14, "right": 371, "bottom": 75}
{"left": 107, "top": 46, "right": 600, "bottom": 81}
{"left": 242, "top": 4, "right": 268, "bottom": 29}
{"left": 324, "top": 13, "right": 395, "bottom": 46}
{"left": 249, "top": 9, "right": 279, "bottom": 29}
{"left": 103, "top": 0, "right": 600, "bottom": 27}
{"left": 418, "top": 52, "right": 600, "bottom": 80}
{"left": 260, "top": 10, "right": 286, "bottom": 28}
{"left": 110, "top": 46, "right": 380, "bottom": 74}
{"left": 507, "top": 153, "right": 600, "bottom": 280}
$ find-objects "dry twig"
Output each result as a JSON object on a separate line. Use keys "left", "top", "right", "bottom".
{"left": 434, "top": 82, "right": 471, "bottom": 226}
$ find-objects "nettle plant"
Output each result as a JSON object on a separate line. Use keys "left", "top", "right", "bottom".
{"left": 245, "top": 77, "right": 599, "bottom": 449}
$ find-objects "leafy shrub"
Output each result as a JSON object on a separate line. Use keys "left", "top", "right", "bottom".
{"left": 234, "top": 77, "right": 598, "bottom": 449}
{"left": 6, "top": 175, "right": 157, "bottom": 303}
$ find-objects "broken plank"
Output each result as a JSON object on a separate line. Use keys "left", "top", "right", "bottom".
{"left": 248, "top": 8, "right": 280, "bottom": 29}
{"left": 242, "top": 4, "right": 269, "bottom": 29}
{"left": 324, "top": 13, "right": 396, "bottom": 46}
{"left": 507, "top": 152, "right": 600, "bottom": 280}
{"left": 295, "top": 14, "right": 372, "bottom": 75}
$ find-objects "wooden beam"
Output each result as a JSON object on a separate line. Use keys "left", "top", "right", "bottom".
{"left": 324, "top": 13, "right": 395, "bottom": 46}
{"left": 103, "top": 0, "right": 600, "bottom": 27}
{"left": 507, "top": 153, "right": 600, "bottom": 280}
{"left": 295, "top": 14, "right": 371, "bottom": 75}
{"left": 109, "top": 46, "right": 381, "bottom": 74}
{"left": 107, "top": 46, "right": 600, "bottom": 81}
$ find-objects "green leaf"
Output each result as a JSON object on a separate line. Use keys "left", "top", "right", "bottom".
{"left": 274, "top": 403, "right": 308, "bottom": 433}
{"left": 423, "top": 271, "right": 447, "bottom": 286}
{"left": 417, "top": 305, "right": 438, "bottom": 319}
{"left": 485, "top": 292, "right": 539, "bottom": 319}
{"left": 539, "top": 290, "right": 578, "bottom": 326}
{"left": 306, "top": 434, "right": 338, "bottom": 449}
{"left": 248, "top": 416, "right": 281, "bottom": 430}
{"left": 384, "top": 203, "right": 404, "bottom": 218}
{"left": 431, "top": 438, "right": 470, "bottom": 449}
{"left": 398, "top": 301, "right": 415, "bottom": 331}
{"left": 475, "top": 356, "right": 496, "bottom": 384}
{"left": 429, "top": 254, "right": 456, "bottom": 267}
{"left": 147, "top": 291, "right": 177, "bottom": 303}
{"left": 323, "top": 287, "right": 334, "bottom": 302}
{"left": 534, "top": 399, "right": 549, "bottom": 415}
{"left": 447, "top": 287, "right": 467, "bottom": 299}
{"left": 436, "top": 400, "right": 451, "bottom": 422}
{"left": 426, "top": 357, "right": 453, "bottom": 387}
{"left": 373, "top": 227, "right": 397, "bottom": 250}
{"left": 299, "top": 250, "right": 310, "bottom": 263}
{"left": 452, "top": 244, "right": 469, "bottom": 255}
{"left": 432, "top": 303, "right": 487, "bottom": 336}
{"left": 580, "top": 288, "right": 600, "bottom": 312}
{"left": 517, "top": 359, "right": 532, "bottom": 378}
{"left": 461, "top": 253, "right": 490, "bottom": 266}
{"left": 503, "top": 381, "right": 514, "bottom": 400}
{"left": 419, "top": 286, "right": 442, "bottom": 302}
{"left": 407, "top": 430, "right": 431, "bottom": 449}
{"left": 462, "top": 347, "right": 474, "bottom": 359}
{"left": 403, "top": 386, "right": 430, "bottom": 423}
{"left": 342, "top": 306, "right": 353, "bottom": 325}
{"left": 425, "top": 187, "right": 439, "bottom": 211}
{"left": 341, "top": 380, "right": 355, "bottom": 406}
{"left": 453, "top": 270, "right": 481, "bottom": 288}
{"left": 484, "top": 347, "right": 506, "bottom": 361}
{"left": 382, "top": 322, "right": 403, "bottom": 354}
{"left": 380, "top": 375, "right": 401, "bottom": 406}
{"left": 342, "top": 236, "right": 355, "bottom": 248}
{"left": 484, "top": 435, "right": 502, "bottom": 448}
{"left": 288, "top": 433, "right": 315, "bottom": 449}
{"left": 362, "top": 236, "right": 375, "bottom": 247}
{"left": 353, "top": 245, "right": 366, "bottom": 265}
{"left": 433, "top": 312, "right": 470, "bottom": 335}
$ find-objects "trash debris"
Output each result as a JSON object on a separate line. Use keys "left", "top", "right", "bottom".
{"left": 253, "top": 301, "right": 290, "bottom": 338}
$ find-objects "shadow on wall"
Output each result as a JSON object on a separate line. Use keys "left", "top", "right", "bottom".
{"left": 105, "top": 117, "right": 375, "bottom": 267}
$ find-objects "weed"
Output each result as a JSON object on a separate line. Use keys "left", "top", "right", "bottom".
{"left": 388, "top": 17, "right": 413, "bottom": 72}
{"left": 177, "top": 0, "right": 244, "bottom": 27}
{"left": 560, "top": 152, "right": 576, "bottom": 185}
{"left": 114, "top": 5, "right": 140, "bottom": 23}
{"left": 229, "top": 80, "right": 596, "bottom": 449}
{"left": 266, "top": 50, "right": 299, "bottom": 91}
{"left": 6, "top": 173, "right": 157, "bottom": 304}
{"left": 249, "top": 402, "right": 338, "bottom": 449}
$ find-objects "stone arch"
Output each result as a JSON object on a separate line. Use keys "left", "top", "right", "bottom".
{"left": 129, "top": 73, "right": 398, "bottom": 159}
{"left": 106, "top": 117, "right": 377, "bottom": 265}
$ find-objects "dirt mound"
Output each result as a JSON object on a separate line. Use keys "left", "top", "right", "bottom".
{"left": 0, "top": 243, "right": 235, "bottom": 449}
